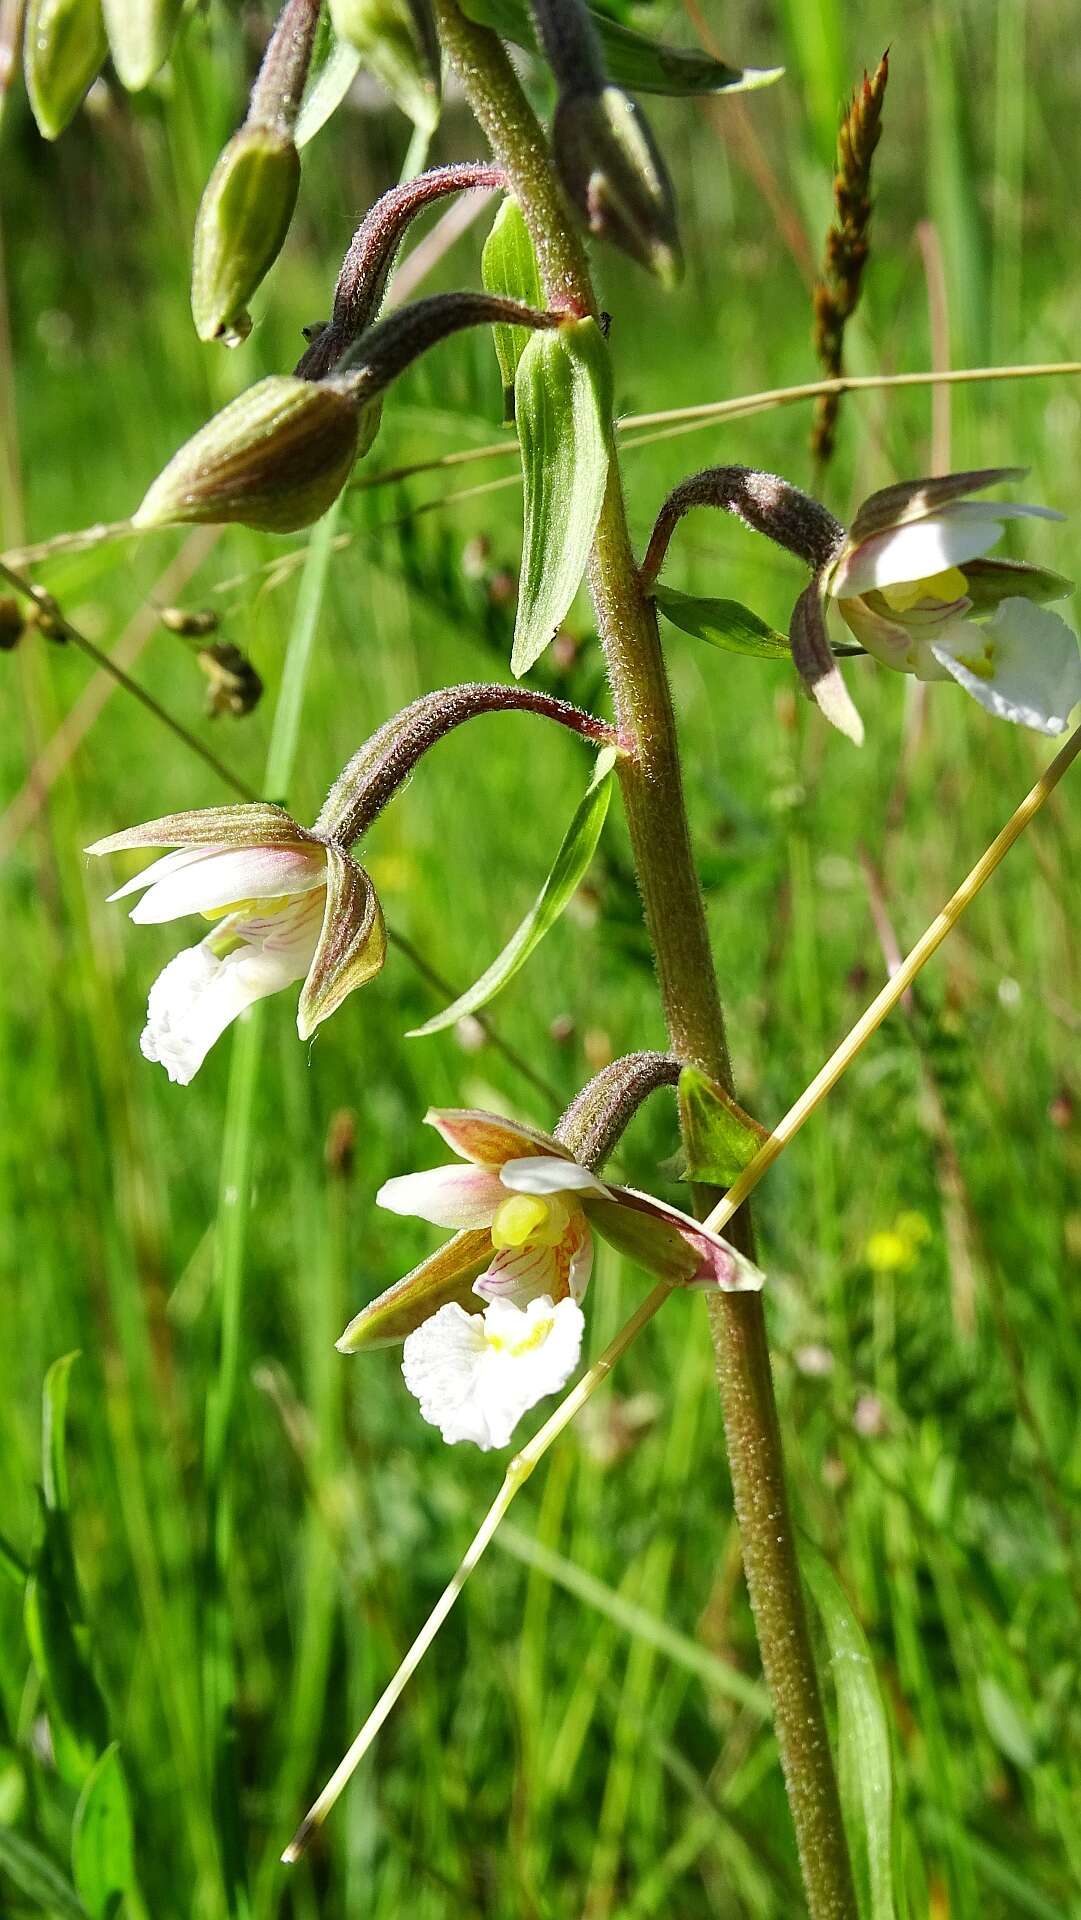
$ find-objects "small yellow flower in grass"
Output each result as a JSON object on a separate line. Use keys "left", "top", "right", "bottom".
{"left": 828, "top": 468, "right": 1081, "bottom": 734}
{"left": 87, "top": 803, "right": 385, "bottom": 1083}
{"left": 338, "top": 1106, "right": 762, "bottom": 1451}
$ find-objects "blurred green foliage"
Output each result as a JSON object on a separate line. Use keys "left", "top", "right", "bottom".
{"left": 1, "top": 3, "right": 1080, "bottom": 1916}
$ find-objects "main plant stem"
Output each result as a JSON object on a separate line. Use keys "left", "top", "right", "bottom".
{"left": 432, "top": 5, "right": 856, "bottom": 1914}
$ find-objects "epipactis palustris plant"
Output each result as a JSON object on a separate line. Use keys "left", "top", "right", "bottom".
{"left": 42, "top": 0, "right": 1081, "bottom": 1908}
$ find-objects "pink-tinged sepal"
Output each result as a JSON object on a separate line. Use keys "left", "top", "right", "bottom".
{"left": 297, "top": 845, "right": 385, "bottom": 1040}
{"left": 336, "top": 1228, "right": 492, "bottom": 1352}
{"left": 425, "top": 1107, "right": 572, "bottom": 1168}
{"left": 590, "top": 1188, "right": 763, "bottom": 1292}
{"left": 86, "top": 802, "right": 317, "bottom": 859}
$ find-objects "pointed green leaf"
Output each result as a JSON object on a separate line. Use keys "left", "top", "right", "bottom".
{"left": 803, "top": 1544, "right": 896, "bottom": 1920}
{"left": 482, "top": 197, "right": 543, "bottom": 418}
{"left": 24, "top": 1570, "right": 108, "bottom": 1786}
{"left": 72, "top": 1745, "right": 135, "bottom": 1920}
{"left": 409, "top": 746, "right": 617, "bottom": 1037}
{"left": 655, "top": 584, "right": 791, "bottom": 658}
{"left": 678, "top": 1066, "right": 768, "bottom": 1187}
{"left": 512, "top": 318, "right": 612, "bottom": 676}
{"left": 43, "top": 1350, "right": 80, "bottom": 1513}
{"left": 459, "top": 0, "right": 781, "bottom": 96}
{"left": 0, "top": 1830, "right": 86, "bottom": 1918}
{"left": 297, "top": 24, "right": 363, "bottom": 149}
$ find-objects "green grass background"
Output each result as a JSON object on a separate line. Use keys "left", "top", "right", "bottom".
{"left": 2, "top": 2, "right": 1080, "bottom": 1915}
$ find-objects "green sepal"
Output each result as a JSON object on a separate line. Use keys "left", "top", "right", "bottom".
{"left": 459, "top": 0, "right": 781, "bottom": 97}
{"left": 512, "top": 317, "right": 612, "bottom": 676}
{"left": 482, "top": 197, "right": 543, "bottom": 419}
{"left": 191, "top": 126, "right": 301, "bottom": 346}
{"left": 24, "top": 0, "right": 108, "bottom": 140}
{"left": 409, "top": 746, "right": 617, "bottom": 1037}
{"left": 655, "top": 584, "right": 791, "bottom": 658}
{"left": 297, "top": 28, "right": 363, "bottom": 147}
{"left": 677, "top": 1065, "right": 768, "bottom": 1187}
{"left": 554, "top": 86, "right": 681, "bottom": 285}
{"left": 337, "top": 1229, "right": 491, "bottom": 1350}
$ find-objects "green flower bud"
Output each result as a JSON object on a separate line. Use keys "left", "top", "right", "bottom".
{"left": 101, "top": 0, "right": 183, "bottom": 90}
{"left": 329, "top": 0, "right": 440, "bottom": 131}
{"left": 23, "top": 0, "right": 108, "bottom": 141}
{"left": 191, "top": 126, "right": 301, "bottom": 345}
{"left": 553, "top": 86, "right": 682, "bottom": 288}
{"left": 133, "top": 376, "right": 362, "bottom": 535}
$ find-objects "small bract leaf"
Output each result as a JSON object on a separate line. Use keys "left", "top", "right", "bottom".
{"left": 191, "top": 126, "right": 301, "bottom": 345}
{"left": 512, "top": 318, "right": 612, "bottom": 676}
{"left": 409, "top": 746, "right": 616, "bottom": 1037}
{"left": 0, "top": 1830, "right": 86, "bottom": 1920}
{"left": 482, "top": 197, "right": 543, "bottom": 418}
{"left": 24, "top": 0, "right": 108, "bottom": 141}
{"left": 655, "top": 584, "right": 791, "bottom": 659}
{"left": 459, "top": 0, "right": 781, "bottom": 96}
{"left": 329, "top": 0, "right": 440, "bottom": 131}
{"left": 72, "top": 1746, "right": 135, "bottom": 1920}
{"left": 102, "top": 0, "right": 183, "bottom": 91}
{"left": 296, "top": 29, "right": 362, "bottom": 148}
{"left": 803, "top": 1543, "right": 896, "bottom": 1920}
{"left": 678, "top": 1066, "right": 768, "bottom": 1187}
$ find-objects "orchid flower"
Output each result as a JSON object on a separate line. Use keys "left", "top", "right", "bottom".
{"left": 337, "top": 1107, "right": 761, "bottom": 1451}
{"left": 88, "top": 803, "right": 385, "bottom": 1084}
{"left": 828, "top": 468, "right": 1081, "bottom": 734}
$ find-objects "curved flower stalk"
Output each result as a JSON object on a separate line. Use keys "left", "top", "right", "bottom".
{"left": 337, "top": 1105, "right": 762, "bottom": 1449}
{"left": 828, "top": 468, "right": 1081, "bottom": 734}
{"left": 87, "top": 803, "right": 385, "bottom": 1084}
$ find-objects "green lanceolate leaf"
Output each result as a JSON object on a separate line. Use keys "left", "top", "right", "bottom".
{"left": 0, "top": 1829, "right": 87, "bottom": 1919}
{"left": 72, "top": 1745, "right": 136, "bottom": 1920}
{"left": 458, "top": 0, "right": 781, "bottom": 96}
{"left": 655, "top": 584, "right": 791, "bottom": 658}
{"left": 24, "top": 1569, "right": 109, "bottom": 1786}
{"left": 43, "top": 1350, "right": 80, "bottom": 1512}
{"left": 803, "top": 1544, "right": 896, "bottom": 1920}
{"left": 297, "top": 29, "right": 363, "bottom": 148}
{"left": 482, "top": 197, "right": 543, "bottom": 419}
{"left": 678, "top": 1066, "right": 768, "bottom": 1187}
{"left": 409, "top": 746, "right": 618, "bottom": 1037}
{"left": 23, "top": 0, "right": 108, "bottom": 141}
{"left": 512, "top": 317, "right": 612, "bottom": 676}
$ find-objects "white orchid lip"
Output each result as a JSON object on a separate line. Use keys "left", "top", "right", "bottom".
{"left": 400, "top": 1294, "right": 586, "bottom": 1451}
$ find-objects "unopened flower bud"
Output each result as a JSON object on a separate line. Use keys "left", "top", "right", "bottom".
{"left": 329, "top": 0, "right": 440, "bottom": 130}
{"left": 191, "top": 126, "right": 301, "bottom": 345}
{"left": 23, "top": 0, "right": 108, "bottom": 141}
{"left": 133, "top": 375, "right": 362, "bottom": 534}
{"left": 102, "top": 0, "right": 183, "bottom": 92}
{"left": 0, "top": 596, "right": 25, "bottom": 650}
{"left": 159, "top": 606, "right": 220, "bottom": 638}
{"left": 197, "top": 642, "right": 264, "bottom": 718}
{"left": 554, "top": 86, "right": 682, "bottom": 287}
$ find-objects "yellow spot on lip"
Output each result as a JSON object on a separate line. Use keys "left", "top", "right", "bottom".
{"left": 486, "top": 1316, "right": 554, "bottom": 1357}
{"left": 880, "top": 565, "right": 968, "bottom": 612}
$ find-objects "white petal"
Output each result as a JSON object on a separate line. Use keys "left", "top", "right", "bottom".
{"left": 499, "top": 1155, "right": 612, "bottom": 1199}
{"left": 106, "top": 845, "right": 229, "bottom": 904}
{"left": 139, "top": 896, "right": 322, "bottom": 1083}
{"left": 376, "top": 1164, "right": 506, "bottom": 1228}
{"left": 402, "top": 1296, "right": 584, "bottom": 1450}
{"left": 930, "top": 599, "right": 1081, "bottom": 735}
{"left": 833, "top": 512, "right": 1018, "bottom": 597}
{"left": 130, "top": 844, "right": 326, "bottom": 924}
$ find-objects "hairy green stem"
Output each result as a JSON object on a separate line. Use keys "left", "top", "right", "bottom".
{"left": 431, "top": 4, "right": 856, "bottom": 1913}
